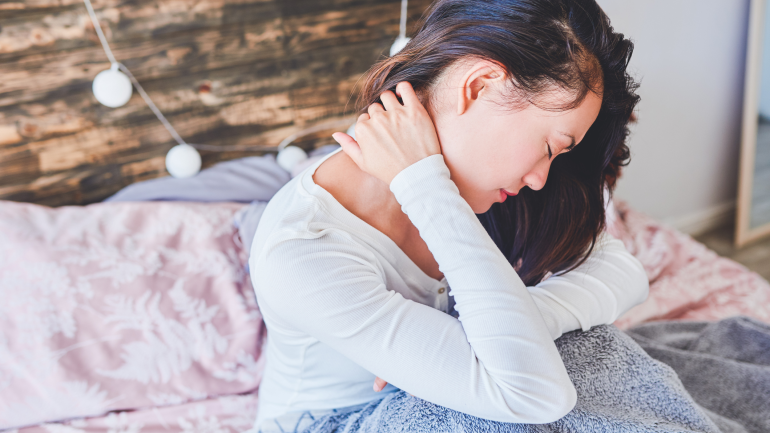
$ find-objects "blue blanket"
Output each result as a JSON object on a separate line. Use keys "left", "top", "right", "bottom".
{"left": 258, "top": 318, "right": 768, "bottom": 433}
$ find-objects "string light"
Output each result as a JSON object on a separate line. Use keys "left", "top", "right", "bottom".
{"left": 390, "top": 0, "right": 410, "bottom": 56}
{"left": 82, "top": 0, "right": 409, "bottom": 177}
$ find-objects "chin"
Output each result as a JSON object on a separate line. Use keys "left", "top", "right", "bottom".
{"left": 480, "top": 205, "right": 494, "bottom": 214}
{"left": 458, "top": 188, "right": 496, "bottom": 214}
{"left": 471, "top": 201, "right": 495, "bottom": 214}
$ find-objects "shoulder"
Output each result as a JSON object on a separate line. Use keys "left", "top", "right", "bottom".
{"left": 249, "top": 190, "right": 383, "bottom": 298}
{"left": 249, "top": 220, "right": 386, "bottom": 329}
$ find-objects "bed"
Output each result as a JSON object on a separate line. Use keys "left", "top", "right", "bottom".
{"left": 1, "top": 155, "right": 768, "bottom": 433}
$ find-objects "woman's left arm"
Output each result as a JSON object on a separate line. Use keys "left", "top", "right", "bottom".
{"left": 526, "top": 230, "right": 649, "bottom": 340}
{"left": 374, "top": 229, "right": 648, "bottom": 394}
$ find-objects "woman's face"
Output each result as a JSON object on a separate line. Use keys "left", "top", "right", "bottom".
{"left": 428, "top": 62, "right": 603, "bottom": 214}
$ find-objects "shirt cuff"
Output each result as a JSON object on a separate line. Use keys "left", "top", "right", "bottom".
{"left": 389, "top": 154, "right": 451, "bottom": 204}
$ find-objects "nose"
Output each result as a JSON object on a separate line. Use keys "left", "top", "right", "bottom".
{"left": 521, "top": 157, "right": 552, "bottom": 191}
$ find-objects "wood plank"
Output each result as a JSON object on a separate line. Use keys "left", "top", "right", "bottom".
{"left": 0, "top": 0, "right": 278, "bottom": 60}
{"left": 0, "top": 39, "right": 380, "bottom": 151}
{"left": 0, "top": 0, "right": 435, "bottom": 206}
{"left": 0, "top": 73, "right": 363, "bottom": 203}
{"left": 0, "top": 19, "right": 288, "bottom": 108}
{"left": 279, "top": 1, "right": 430, "bottom": 54}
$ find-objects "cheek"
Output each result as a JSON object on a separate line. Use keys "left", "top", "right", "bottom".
{"left": 438, "top": 128, "right": 499, "bottom": 188}
{"left": 434, "top": 109, "right": 542, "bottom": 205}
{"left": 439, "top": 134, "right": 521, "bottom": 211}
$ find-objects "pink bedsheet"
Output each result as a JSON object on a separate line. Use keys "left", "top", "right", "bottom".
{"left": 3, "top": 198, "right": 769, "bottom": 433}
{"left": 8, "top": 394, "right": 260, "bottom": 433}
{"left": 607, "top": 199, "right": 770, "bottom": 328}
{"left": 0, "top": 201, "right": 265, "bottom": 432}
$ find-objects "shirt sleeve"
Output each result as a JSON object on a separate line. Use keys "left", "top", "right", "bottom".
{"left": 527, "top": 231, "right": 650, "bottom": 340}
{"left": 253, "top": 155, "right": 576, "bottom": 424}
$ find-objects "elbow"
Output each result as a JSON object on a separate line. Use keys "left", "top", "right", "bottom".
{"left": 555, "top": 382, "right": 578, "bottom": 421}
{"left": 638, "top": 278, "right": 650, "bottom": 304}
{"left": 538, "top": 380, "right": 577, "bottom": 423}
{"left": 630, "top": 256, "right": 650, "bottom": 304}
{"left": 616, "top": 252, "right": 649, "bottom": 309}
{"left": 497, "top": 376, "right": 577, "bottom": 424}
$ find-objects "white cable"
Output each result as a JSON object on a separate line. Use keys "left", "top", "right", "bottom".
{"left": 116, "top": 63, "right": 188, "bottom": 146}
{"left": 188, "top": 143, "right": 279, "bottom": 152}
{"left": 83, "top": 0, "right": 188, "bottom": 147}
{"left": 82, "top": 0, "right": 116, "bottom": 65}
{"left": 390, "top": 0, "right": 410, "bottom": 56}
{"left": 399, "top": 0, "right": 408, "bottom": 39}
{"left": 277, "top": 117, "right": 356, "bottom": 151}
{"left": 82, "top": 0, "right": 352, "bottom": 163}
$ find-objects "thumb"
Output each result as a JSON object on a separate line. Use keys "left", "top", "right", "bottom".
{"left": 373, "top": 376, "right": 388, "bottom": 392}
{"left": 332, "top": 132, "right": 363, "bottom": 167}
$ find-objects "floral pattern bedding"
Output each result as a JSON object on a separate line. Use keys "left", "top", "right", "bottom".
{"left": 0, "top": 201, "right": 265, "bottom": 432}
{"left": 608, "top": 199, "right": 770, "bottom": 328}
{"left": 1, "top": 197, "right": 768, "bottom": 433}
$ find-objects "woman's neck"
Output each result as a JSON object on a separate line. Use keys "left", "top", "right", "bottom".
{"left": 312, "top": 151, "right": 443, "bottom": 280}
{"left": 313, "top": 151, "right": 404, "bottom": 231}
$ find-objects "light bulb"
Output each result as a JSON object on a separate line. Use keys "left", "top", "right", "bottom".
{"left": 277, "top": 145, "right": 308, "bottom": 172}
{"left": 390, "top": 36, "right": 411, "bottom": 56}
{"left": 165, "top": 144, "right": 202, "bottom": 178}
{"left": 92, "top": 65, "right": 133, "bottom": 108}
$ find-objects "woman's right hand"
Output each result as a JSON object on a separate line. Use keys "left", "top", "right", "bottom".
{"left": 374, "top": 376, "right": 413, "bottom": 396}
{"left": 331, "top": 81, "right": 441, "bottom": 186}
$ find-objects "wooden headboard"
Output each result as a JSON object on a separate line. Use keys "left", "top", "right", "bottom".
{"left": 0, "top": 0, "right": 432, "bottom": 206}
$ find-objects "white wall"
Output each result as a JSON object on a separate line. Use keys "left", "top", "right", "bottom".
{"left": 759, "top": 0, "right": 770, "bottom": 119}
{"left": 598, "top": 0, "right": 751, "bottom": 234}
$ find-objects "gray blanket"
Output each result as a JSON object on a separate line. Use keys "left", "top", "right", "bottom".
{"left": 627, "top": 317, "right": 770, "bottom": 433}
{"left": 277, "top": 318, "right": 769, "bottom": 433}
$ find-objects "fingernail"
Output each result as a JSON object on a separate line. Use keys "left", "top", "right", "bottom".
{"left": 373, "top": 383, "right": 380, "bottom": 392}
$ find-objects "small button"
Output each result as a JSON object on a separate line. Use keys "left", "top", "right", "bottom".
{"left": 438, "top": 287, "right": 445, "bottom": 294}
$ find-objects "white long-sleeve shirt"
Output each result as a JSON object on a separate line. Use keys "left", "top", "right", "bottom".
{"left": 249, "top": 149, "right": 648, "bottom": 430}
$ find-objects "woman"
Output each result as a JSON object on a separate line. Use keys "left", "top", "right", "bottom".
{"left": 249, "top": 0, "right": 646, "bottom": 431}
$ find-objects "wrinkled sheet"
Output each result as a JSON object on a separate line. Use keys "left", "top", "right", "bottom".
{"left": 607, "top": 199, "right": 770, "bottom": 328}
{"left": 6, "top": 393, "right": 260, "bottom": 433}
{"left": 104, "top": 155, "right": 290, "bottom": 204}
{"left": 0, "top": 201, "right": 265, "bottom": 431}
{"left": 104, "top": 145, "right": 339, "bottom": 204}
{"left": 627, "top": 316, "right": 770, "bottom": 433}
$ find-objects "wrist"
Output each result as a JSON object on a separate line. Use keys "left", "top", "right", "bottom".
{"left": 389, "top": 154, "right": 451, "bottom": 204}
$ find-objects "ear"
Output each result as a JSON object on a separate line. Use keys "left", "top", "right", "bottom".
{"left": 456, "top": 60, "right": 507, "bottom": 116}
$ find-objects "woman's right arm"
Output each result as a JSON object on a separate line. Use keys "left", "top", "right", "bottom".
{"left": 254, "top": 154, "right": 576, "bottom": 424}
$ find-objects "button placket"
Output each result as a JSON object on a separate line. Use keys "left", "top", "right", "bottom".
{"left": 436, "top": 286, "right": 448, "bottom": 312}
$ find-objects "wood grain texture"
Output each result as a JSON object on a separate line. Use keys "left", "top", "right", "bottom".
{"left": 0, "top": 0, "right": 432, "bottom": 206}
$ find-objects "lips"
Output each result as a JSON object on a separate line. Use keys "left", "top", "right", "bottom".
{"left": 498, "top": 188, "right": 518, "bottom": 202}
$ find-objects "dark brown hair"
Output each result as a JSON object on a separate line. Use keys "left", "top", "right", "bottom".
{"left": 357, "top": 0, "right": 639, "bottom": 286}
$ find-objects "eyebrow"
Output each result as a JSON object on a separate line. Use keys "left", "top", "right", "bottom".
{"left": 558, "top": 131, "right": 577, "bottom": 150}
